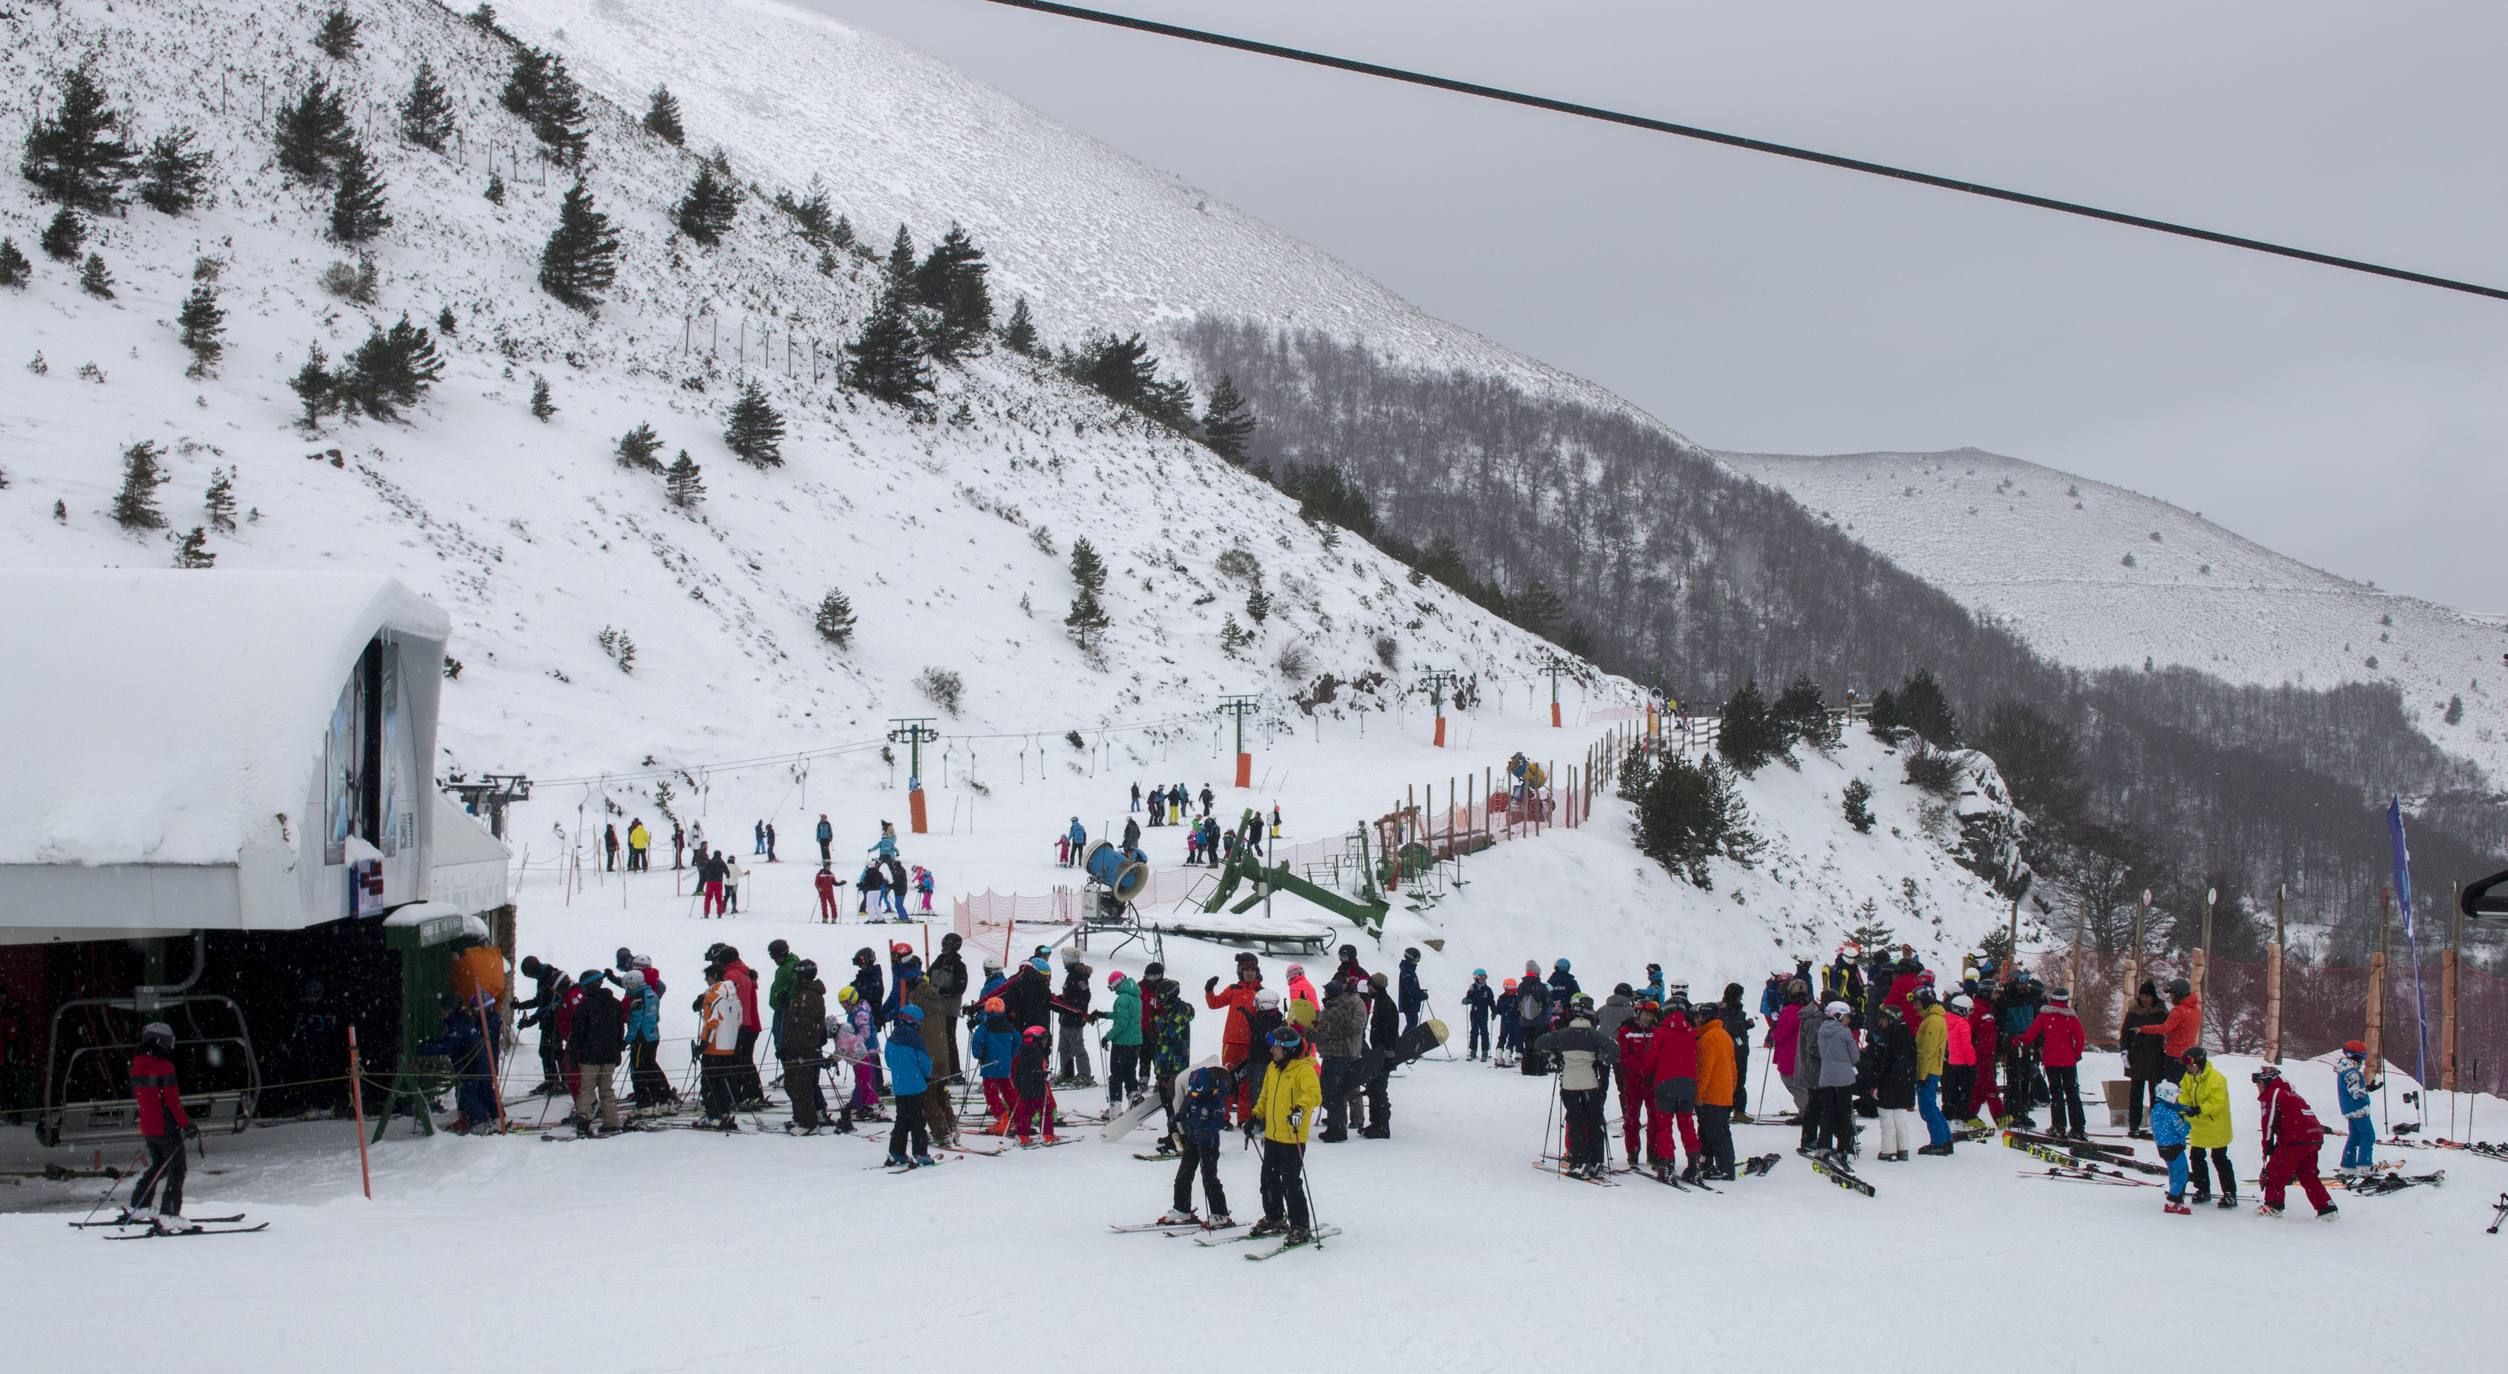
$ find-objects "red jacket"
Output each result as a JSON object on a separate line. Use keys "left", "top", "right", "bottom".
{"left": 2259, "top": 1078, "right": 2325, "bottom": 1152}
{"left": 2137, "top": 994, "right": 2201, "bottom": 1058}
{"left": 1615, "top": 1021, "right": 1659, "bottom": 1093}
{"left": 726, "top": 959, "right": 761, "bottom": 1031}
{"left": 1884, "top": 971, "right": 1923, "bottom": 1024}
{"left": 2017, "top": 1003, "right": 2085, "bottom": 1068}
{"left": 1205, "top": 977, "right": 1261, "bottom": 1063}
{"left": 132, "top": 1051, "right": 193, "bottom": 1137}
{"left": 1968, "top": 1004, "right": 1999, "bottom": 1064}
{"left": 814, "top": 870, "right": 837, "bottom": 898}
{"left": 1649, "top": 1016, "right": 1698, "bottom": 1085}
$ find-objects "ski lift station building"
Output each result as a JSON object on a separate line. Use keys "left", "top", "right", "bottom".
{"left": 0, "top": 571, "right": 508, "bottom": 1144}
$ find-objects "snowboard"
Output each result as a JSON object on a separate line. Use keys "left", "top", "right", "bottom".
{"left": 1100, "top": 1056, "right": 1218, "bottom": 1143}
{"left": 1358, "top": 1019, "right": 1450, "bottom": 1081}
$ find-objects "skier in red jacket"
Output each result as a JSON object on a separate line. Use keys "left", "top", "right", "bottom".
{"left": 2017, "top": 987, "right": 2089, "bottom": 1139}
{"left": 1646, "top": 997, "right": 1703, "bottom": 1176}
{"left": 2254, "top": 1066, "right": 2338, "bottom": 1218}
{"left": 126, "top": 1022, "right": 200, "bottom": 1231}
{"left": 1615, "top": 1000, "right": 1669, "bottom": 1169}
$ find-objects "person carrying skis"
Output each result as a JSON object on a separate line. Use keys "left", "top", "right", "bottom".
{"left": 2152, "top": 1079, "right": 2195, "bottom": 1214}
{"left": 1616, "top": 999, "right": 1666, "bottom": 1171}
{"left": 1010, "top": 1024, "right": 1054, "bottom": 1145}
{"left": 1461, "top": 970, "right": 1496, "bottom": 1061}
{"left": 1248, "top": 1025, "right": 1321, "bottom": 1243}
{"left": 125, "top": 1022, "right": 200, "bottom": 1230}
{"left": 2253, "top": 1065, "right": 2338, "bottom": 1219}
{"left": 883, "top": 1005, "right": 938, "bottom": 1166}
{"left": 2334, "top": 1041, "right": 2378, "bottom": 1178}
{"left": 1398, "top": 947, "right": 1427, "bottom": 1037}
{"left": 1159, "top": 1064, "right": 1235, "bottom": 1227}
{"left": 1692, "top": 1001, "right": 1737, "bottom": 1180}
{"left": 1535, "top": 994, "right": 1620, "bottom": 1179}
{"left": 2177, "top": 1046, "right": 2237, "bottom": 1208}
{"left": 2018, "top": 985, "right": 2089, "bottom": 1140}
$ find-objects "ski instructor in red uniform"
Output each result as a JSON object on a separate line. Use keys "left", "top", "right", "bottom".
{"left": 128, "top": 1022, "right": 201, "bottom": 1231}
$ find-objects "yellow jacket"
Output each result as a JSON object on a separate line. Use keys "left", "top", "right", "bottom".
{"left": 2178, "top": 1063, "right": 2232, "bottom": 1149}
{"left": 1253, "top": 1052, "right": 1322, "bottom": 1144}
{"left": 1914, "top": 1004, "right": 1947, "bottom": 1078}
{"left": 627, "top": 822, "right": 649, "bottom": 851}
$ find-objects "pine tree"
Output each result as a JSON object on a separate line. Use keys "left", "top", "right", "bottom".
{"left": 1245, "top": 586, "right": 1270, "bottom": 625}
{"left": 39, "top": 207, "right": 83, "bottom": 261}
{"left": 275, "top": 76, "right": 353, "bottom": 182}
{"left": 814, "top": 588, "right": 856, "bottom": 647}
{"left": 884, "top": 223, "right": 915, "bottom": 281}
{"left": 1218, "top": 612, "right": 1251, "bottom": 656}
{"left": 400, "top": 60, "right": 456, "bottom": 151}
{"left": 338, "top": 315, "right": 443, "bottom": 420}
{"left": 327, "top": 139, "right": 391, "bottom": 243}
{"left": 531, "top": 57, "right": 590, "bottom": 166}
{"left": 1510, "top": 580, "right": 1564, "bottom": 639}
{"left": 21, "top": 62, "right": 134, "bottom": 210}
{"left": 290, "top": 344, "right": 338, "bottom": 427}
{"left": 136, "top": 128, "right": 212, "bottom": 215}
{"left": 614, "top": 422, "right": 664, "bottom": 471}
{"left": 313, "top": 6, "right": 363, "bottom": 59}
{"left": 1072, "top": 333, "right": 1193, "bottom": 428}
{"left": 780, "top": 175, "right": 836, "bottom": 244}
{"left": 1895, "top": 670, "right": 1959, "bottom": 747}
{"left": 173, "top": 525, "right": 216, "bottom": 569}
{"left": 842, "top": 282, "right": 933, "bottom": 410}
{"left": 1067, "top": 586, "right": 1112, "bottom": 652}
{"left": 204, "top": 466, "right": 238, "bottom": 532}
{"left": 529, "top": 374, "right": 555, "bottom": 421}
{"left": 1715, "top": 679, "right": 1786, "bottom": 775}
{"left": 437, "top": 306, "right": 457, "bottom": 334}
{"left": 664, "top": 450, "right": 706, "bottom": 510}
{"left": 723, "top": 379, "right": 785, "bottom": 467}
{"left": 1633, "top": 752, "right": 1760, "bottom": 890}
{"left": 829, "top": 213, "right": 855, "bottom": 249}
{"left": 1842, "top": 778, "right": 1876, "bottom": 834}
{"left": 672, "top": 158, "right": 742, "bottom": 245}
{"left": 1866, "top": 687, "right": 1902, "bottom": 740}
{"left": 0, "top": 237, "right": 28, "bottom": 287}
{"left": 1067, "top": 539, "right": 1113, "bottom": 649}
{"left": 1002, "top": 295, "right": 1040, "bottom": 357}
{"left": 913, "top": 223, "right": 991, "bottom": 361}
{"left": 643, "top": 87, "right": 686, "bottom": 145}
{"left": 1069, "top": 536, "right": 1108, "bottom": 595}
{"left": 77, "top": 252, "right": 113, "bottom": 298}
{"left": 1776, "top": 675, "right": 1839, "bottom": 751}
{"left": 1200, "top": 373, "right": 1255, "bottom": 463}
{"left": 484, "top": 172, "right": 506, "bottom": 205}
{"left": 111, "top": 440, "right": 169, "bottom": 530}
{"left": 537, "top": 178, "right": 619, "bottom": 306}
{"left": 501, "top": 46, "right": 552, "bottom": 117}
{"left": 177, "top": 283, "right": 225, "bottom": 375}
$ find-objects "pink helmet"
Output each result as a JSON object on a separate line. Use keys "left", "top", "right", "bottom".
{"left": 1106, "top": 970, "right": 1127, "bottom": 990}
{"left": 1287, "top": 964, "right": 1306, "bottom": 978}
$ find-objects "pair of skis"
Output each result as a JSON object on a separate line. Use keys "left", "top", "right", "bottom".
{"left": 1191, "top": 1223, "right": 1339, "bottom": 1260}
{"left": 1807, "top": 1151, "right": 1875, "bottom": 1197}
{"left": 74, "top": 1211, "right": 266, "bottom": 1237}
{"left": 2337, "top": 1169, "right": 2444, "bottom": 1194}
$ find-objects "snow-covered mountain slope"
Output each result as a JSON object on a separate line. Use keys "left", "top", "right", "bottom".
{"left": 0, "top": 0, "right": 1615, "bottom": 792}
{"left": 1719, "top": 447, "right": 2508, "bottom": 780}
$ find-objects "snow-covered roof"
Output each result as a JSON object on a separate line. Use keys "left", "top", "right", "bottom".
{"left": 0, "top": 570, "right": 450, "bottom": 868}
{"left": 429, "top": 790, "right": 511, "bottom": 915}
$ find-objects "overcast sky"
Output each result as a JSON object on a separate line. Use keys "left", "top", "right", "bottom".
{"left": 798, "top": 0, "right": 2507, "bottom": 611}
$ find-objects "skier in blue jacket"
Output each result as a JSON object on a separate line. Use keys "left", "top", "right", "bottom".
{"left": 1157, "top": 1064, "right": 1236, "bottom": 1226}
{"left": 882, "top": 1005, "right": 936, "bottom": 1167}
{"left": 1460, "top": 971, "right": 1497, "bottom": 1061}
{"left": 2151, "top": 1079, "right": 2194, "bottom": 1214}
{"left": 1398, "top": 948, "right": 1428, "bottom": 1036}
{"left": 2334, "top": 1040, "right": 2378, "bottom": 1177}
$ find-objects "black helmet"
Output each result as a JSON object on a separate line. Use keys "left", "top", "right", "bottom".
{"left": 796, "top": 959, "right": 819, "bottom": 981}
{"left": 1404, "top": 947, "right": 1420, "bottom": 960}
{"left": 520, "top": 955, "right": 545, "bottom": 976}
{"left": 768, "top": 939, "right": 790, "bottom": 959}
{"left": 579, "top": 969, "right": 606, "bottom": 988}
{"left": 2184, "top": 1045, "right": 2209, "bottom": 1065}
{"left": 718, "top": 946, "right": 739, "bottom": 963}
{"left": 138, "top": 1022, "right": 175, "bottom": 1055}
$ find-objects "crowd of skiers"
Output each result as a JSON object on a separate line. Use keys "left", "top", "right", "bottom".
{"left": 1069, "top": 790, "right": 1284, "bottom": 871}
{"left": 587, "top": 815, "right": 936, "bottom": 924}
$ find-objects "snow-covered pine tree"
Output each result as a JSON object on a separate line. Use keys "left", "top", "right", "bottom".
{"left": 642, "top": 86, "right": 685, "bottom": 145}
{"left": 664, "top": 450, "right": 706, "bottom": 509}
{"left": 20, "top": 62, "right": 134, "bottom": 210}
{"left": 814, "top": 588, "right": 856, "bottom": 647}
{"left": 829, "top": 213, "right": 855, "bottom": 249}
{"left": 0, "top": 237, "right": 28, "bottom": 287}
{"left": 400, "top": 60, "right": 456, "bottom": 152}
{"left": 484, "top": 172, "right": 505, "bottom": 205}
{"left": 313, "top": 5, "right": 362, "bottom": 60}
{"left": 1218, "top": 612, "right": 1251, "bottom": 656}
{"left": 177, "top": 283, "right": 224, "bottom": 375}
{"left": 1842, "top": 778, "right": 1876, "bottom": 834}
{"left": 1200, "top": 374, "right": 1255, "bottom": 463}
{"left": 290, "top": 344, "right": 338, "bottom": 427}
{"left": 274, "top": 77, "right": 353, "bottom": 182}
{"left": 614, "top": 422, "right": 664, "bottom": 471}
{"left": 780, "top": 175, "right": 836, "bottom": 244}
{"left": 327, "top": 140, "right": 392, "bottom": 243}
{"left": 39, "top": 207, "right": 82, "bottom": 261}
{"left": 203, "top": 466, "right": 238, "bottom": 532}
{"left": 529, "top": 374, "right": 555, "bottom": 421}
{"left": 843, "top": 282, "right": 933, "bottom": 410}
{"left": 338, "top": 316, "right": 443, "bottom": 420}
{"left": 112, "top": 440, "right": 169, "bottom": 530}
{"left": 673, "top": 156, "right": 742, "bottom": 244}
{"left": 1069, "top": 536, "right": 1108, "bottom": 595}
{"left": 531, "top": 57, "right": 590, "bottom": 166}
{"left": 136, "top": 129, "right": 211, "bottom": 215}
{"left": 173, "top": 526, "right": 216, "bottom": 569}
{"left": 77, "top": 252, "right": 113, "bottom": 298}
{"left": 914, "top": 223, "right": 992, "bottom": 362}
{"left": 1002, "top": 296, "right": 1040, "bottom": 357}
{"left": 723, "top": 380, "right": 785, "bottom": 467}
{"left": 884, "top": 223, "right": 915, "bottom": 281}
{"left": 538, "top": 178, "right": 619, "bottom": 306}
{"left": 500, "top": 46, "right": 552, "bottom": 116}
{"left": 1714, "top": 679, "right": 1785, "bottom": 775}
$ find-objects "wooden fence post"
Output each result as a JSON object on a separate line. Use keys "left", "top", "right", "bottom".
{"left": 2264, "top": 883, "right": 2285, "bottom": 1064}
{"left": 2366, "top": 890, "right": 2390, "bottom": 1078}
{"left": 2193, "top": 885, "right": 2215, "bottom": 1045}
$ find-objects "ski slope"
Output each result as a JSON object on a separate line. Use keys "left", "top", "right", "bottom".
{"left": 1720, "top": 447, "right": 2508, "bottom": 780}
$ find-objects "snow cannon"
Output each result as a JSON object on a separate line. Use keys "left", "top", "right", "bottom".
{"left": 1084, "top": 840, "right": 1148, "bottom": 904}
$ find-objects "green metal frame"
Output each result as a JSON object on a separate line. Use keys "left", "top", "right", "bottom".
{"left": 1200, "top": 842, "right": 1388, "bottom": 933}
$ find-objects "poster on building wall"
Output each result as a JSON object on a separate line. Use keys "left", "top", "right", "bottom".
{"left": 324, "top": 670, "right": 360, "bottom": 867}
{"left": 379, "top": 644, "right": 403, "bottom": 858}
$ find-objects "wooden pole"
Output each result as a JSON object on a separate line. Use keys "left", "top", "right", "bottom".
{"left": 475, "top": 1000, "right": 509, "bottom": 1135}
{"left": 346, "top": 1024, "right": 372, "bottom": 1199}
{"left": 2122, "top": 889, "right": 2149, "bottom": 1039}
{"left": 2264, "top": 883, "right": 2285, "bottom": 1064}
{"left": 2366, "top": 890, "right": 2390, "bottom": 1079}
{"left": 2192, "top": 885, "right": 2215, "bottom": 1045}
{"left": 2069, "top": 899, "right": 2085, "bottom": 1023}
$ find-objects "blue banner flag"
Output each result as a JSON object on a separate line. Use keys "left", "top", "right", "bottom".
{"left": 2387, "top": 796, "right": 2430, "bottom": 1093}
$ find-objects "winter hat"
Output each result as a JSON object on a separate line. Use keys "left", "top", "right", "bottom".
{"left": 2343, "top": 1040, "right": 2366, "bottom": 1057}
{"left": 1106, "top": 970, "right": 1128, "bottom": 990}
{"left": 1061, "top": 947, "right": 1083, "bottom": 964}
{"left": 984, "top": 997, "right": 1006, "bottom": 1013}
{"left": 896, "top": 1005, "right": 924, "bottom": 1023}
{"left": 2167, "top": 977, "right": 2193, "bottom": 999}
{"left": 1369, "top": 972, "right": 1389, "bottom": 988}
{"left": 2049, "top": 987, "right": 2070, "bottom": 1003}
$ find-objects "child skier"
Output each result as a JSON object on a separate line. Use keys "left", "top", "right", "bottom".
{"left": 1495, "top": 977, "right": 1521, "bottom": 1066}
{"left": 1159, "top": 1064, "right": 1235, "bottom": 1228}
{"left": 882, "top": 1004, "right": 937, "bottom": 1167}
{"left": 125, "top": 1022, "right": 200, "bottom": 1230}
{"left": 1461, "top": 970, "right": 1496, "bottom": 1061}
{"left": 837, "top": 985, "right": 879, "bottom": 1124}
{"left": 1249, "top": 1026, "right": 1322, "bottom": 1242}
{"left": 1533, "top": 995, "right": 1619, "bottom": 1179}
{"left": 2152, "top": 1080, "right": 2194, "bottom": 1215}
{"left": 914, "top": 865, "right": 935, "bottom": 913}
{"left": 972, "top": 997, "right": 1019, "bottom": 1133}
{"left": 2254, "top": 1065, "right": 2337, "bottom": 1219}
{"left": 1011, "top": 1024, "right": 1054, "bottom": 1144}
{"left": 2178, "top": 1046, "right": 2237, "bottom": 1208}
{"left": 2335, "top": 1040, "right": 2378, "bottom": 1178}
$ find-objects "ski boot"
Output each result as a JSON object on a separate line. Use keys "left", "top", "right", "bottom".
{"left": 2216, "top": 1193, "right": 2240, "bottom": 1210}
{"left": 157, "top": 1213, "right": 203, "bottom": 1234}
{"left": 2163, "top": 1197, "right": 2191, "bottom": 1216}
{"left": 1284, "top": 1226, "right": 1312, "bottom": 1246}
{"left": 1248, "top": 1217, "right": 1286, "bottom": 1238}
{"left": 1156, "top": 1209, "right": 1199, "bottom": 1226}
{"left": 2315, "top": 1204, "right": 2340, "bottom": 1221}
{"left": 2254, "top": 1202, "right": 2283, "bottom": 1217}
{"left": 1206, "top": 1213, "right": 1234, "bottom": 1229}
{"left": 913, "top": 1154, "right": 938, "bottom": 1168}
{"left": 886, "top": 1151, "right": 911, "bottom": 1167}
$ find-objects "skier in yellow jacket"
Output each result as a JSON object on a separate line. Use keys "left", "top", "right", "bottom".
{"left": 1249, "top": 1025, "right": 1323, "bottom": 1243}
{"left": 2176, "top": 1046, "right": 2238, "bottom": 1208}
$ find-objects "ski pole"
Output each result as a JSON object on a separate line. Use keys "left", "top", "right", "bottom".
{"left": 1296, "top": 1141, "right": 1322, "bottom": 1246}
{"left": 1542, "top": 1063, "right": 1562, "bottom": 1175}
{"left": 78, "top": 1151, "right": 146, "bottom": 1226}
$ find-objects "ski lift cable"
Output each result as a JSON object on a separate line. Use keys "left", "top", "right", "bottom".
{"left": 982, "top": 0, "right": 2508, "bottom": 305}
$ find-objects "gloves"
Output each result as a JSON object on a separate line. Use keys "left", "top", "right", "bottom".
{"left": 182, "top": 1123, "right": 200, "bottom": 1141}
{"left": 1241, "top": 1118, "right": 1257, "bottom": 1144}
{"left": 1287, "top": 1108, "right": 1305, "bottom": 1133}
{"left": 1206, "top": 976, "right": 1220, "bottom": 993}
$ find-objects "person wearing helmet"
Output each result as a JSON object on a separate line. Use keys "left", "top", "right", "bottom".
{"left": 1010, "top": 1024, "right": 1055, "bottom": 1145}
{"left": 1546, "top": 957, "right": 1580, "bottom": 1015}
{"left": 882, "top": 1005, "right": 938, "bottom": 1166}
{"left": 125, "top": 1023, "right": 200, "bottom": 1230}
{"left": 1160, "top": 1064, "right": 1237, "bottom": 1229}
{"left": 766, "top": 940, "right": 800, "bottom": 1056}
{"left": 2253, "top": 1063, "right": 2337, "bottom": 1218}
{"left": 570, "top": 968, "right": 626, "bottom": 1137}
{"left": 835, "top": 984, "right": 880, "bottom": 1125}
{"left": 1616, "top": 999, "right": 1667, "bottom": 1172}
{"left": 1359, "top": 974, "right": 1400, "bottom": 1139}
{"left": 696, "top": 962, "right": 745, "bottom": 1130}
{"left": 1940, "top": 991, "right": 1977, "bottom": 1130}
{"left": 1248, "top": 1024, "right": 1322, "bottom": 1242}
{"left": 624, "top": 960, "right": 673, "bottom": 1111}
{"left": 1533, "top": 996, "right": 1621, "bottom": 1179}
{"left": 1641, "top": 963, "right": 1666, "bottom": 1006}
{"left": 1515, "top": 964, "right": 1553, "bottom": 1076}
{"left": 1689, "top": 1002, "right": 1738, "bottom": 1179}
{"left": 1149, "top": 972, "right": 1196, "bottom": 1140}
{"left": 970, "top": 997, "right": 1020, "bottom": 1134}
{"left": 514, "top": 955, "right": 568, "bottom": 1096}
{"left": 2177, "top": 1046, "right": 2236, "bottom": 1207}
{"left": 778, "top": 960, "right": 830, "bottom": 1132}
{"left": 1460, "top": 970, "right": 1496, "bottom": 1061}
{"left": 717, "top": 947, "right": 765, "bottom": 1110}
{"left": 2017, "top": 985, "right": 2088, "bottom": 1141}
{"left": 1772, "top": 977, "right": 1816, "bottom": 1142}
{"left": 1205, "top": 962, "right": 1265, "bottom": 1123}
{"left": 1909, "top": 989, "right": 1952, "bottom": 1156}
{"left": 2151, "top": 1079, "right": 2195, "bottom": 1213}
{"left": 1313, "top": 980, "right": 1366, "bottom": 1141}
{"left": 1964, "top": 991, "right": 2007, "bottom": 1127}
{"left": 1397, "top": 947, "right": 1427, "bottom": 1037}
{"left": 1056, "top": 950, "right": 1097, "bottom": 1090}
{"left": 1646, "top": 993, "right": 1702, "bottom": 1174}
{"left": 2334, "top": 1041, "right": 2379, "bottom": 1177}
{"left": 1811, "top": 1002, "right": 1862, "bottom": 1157}
{"left": 1101, "top": 970, "right": 1145, "bottom": 1110}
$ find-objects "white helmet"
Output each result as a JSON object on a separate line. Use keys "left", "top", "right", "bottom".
{"left": 1824, "top": 1001, "right": 1851, "bottom": 1019}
